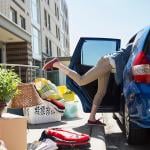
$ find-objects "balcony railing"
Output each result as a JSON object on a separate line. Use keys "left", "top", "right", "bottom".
{"left": 0, "top": 63, "right": 42, "bottom": 82}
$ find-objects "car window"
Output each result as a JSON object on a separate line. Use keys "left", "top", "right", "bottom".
{"left": 128, "top": 34, "right": 137, "bottom": 44}
{"left": 81, "top": 39, "right": 118, "bottom": 66}
{"left": 145, "top": 30, "right": 150, "bottom": 55}
{"left": 132, "top": 28, "right": 149, "bottom": 53}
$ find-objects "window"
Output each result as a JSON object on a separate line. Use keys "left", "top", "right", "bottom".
{"left": 57, "top": 47, "right": 61, "bottom": 56}
{"left": 45, "top": 0, "right": 49, "bottom": 5}
{"left": 10, "top": 7, "right": 17, "bottom": 24}
{"left": 132, "top": 29, "right": 150, "bottom": 54}
{"left": 45, "top": 37, "right": 52, "bottom": 56}
{"left": 55, "top": 3, "right": 59, "bottom": 20}
{"left": 81, "top": 39, "right": 118, "bottom": 66}
{"left": 145, "top": 32, "right": 150, "bottom": 54}
{"left": 63, "top": 36, "right": 65, "bottom": 48}
{"left": 31, "top": 0, "right": 40, "bottom": 24}
{"left": 20, "top": 15, "right": 26, "bottom": 29}
{"left": 47, "top": 0, "right": 49, "bottom": 5}
{"left": 56, "top": 25, "right": 58, "bottom": 38}
{"left": 56, "top": 25, "right": 60, "bottom": 40}
{"left": 44, "top": 9, "right": 47, "bottom": 27}
{"left": 45, "top": 36, "right": 48, "bottom": 54}
{"left": 49, "top": 40, "right": 52, "bottom": 56}
{"left": 57, "top": 7, "right": 59, "bottom": 20}
{"left": 58, "top": 28, "right": 60, "bottom": 40}
{"left": 55, "top": 3, "right": 57, "bottom": 16}
{"left": 66, "top": 24, "right": 69, "bottom": 34}
{"left": 66, "top": 39, "right": 69, "bottom": 48}
{"left": 32, "top": 27, "right": 41, "bottom": 59}
{"left": 48, "top": 14, "right": 51, "bottom": 30}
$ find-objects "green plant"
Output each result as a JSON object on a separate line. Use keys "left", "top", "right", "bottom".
{"left": 0, "top": 67, "right": 21, "bottom": 103}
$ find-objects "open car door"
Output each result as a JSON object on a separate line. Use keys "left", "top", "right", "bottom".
{"left": 66, "top": 37, "right": 121, "bottom": 113}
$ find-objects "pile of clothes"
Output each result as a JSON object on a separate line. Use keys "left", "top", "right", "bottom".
{"left": 0, "top": 140, "right": 7, "bottom": 150}
{"left": 28, "top": 128, "right": 90, "bottom": 150}
{"left": 27, "top": 139, "right": 58, "bottom": 150}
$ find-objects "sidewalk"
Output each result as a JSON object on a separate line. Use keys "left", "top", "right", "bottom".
{"left": 27, "top": 96, "right": 106, "bottom": 149}
{"left": 27, "top": 113, "right": 106, "bottom": 150}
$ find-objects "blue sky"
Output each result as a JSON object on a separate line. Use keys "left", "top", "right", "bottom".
{"left": 66, "top": 0, "right": 150, "bottom": 55}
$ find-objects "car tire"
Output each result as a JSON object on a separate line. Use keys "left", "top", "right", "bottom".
{"left": 124, "top": 104, "right": 147, "bottom": 145}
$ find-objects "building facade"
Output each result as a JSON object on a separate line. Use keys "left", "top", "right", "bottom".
{"left": 0, "top": 0, "right": 70, "bottom": 82}
{"left": 0, "top": 0, "right": 70, "bottom": 67}
{"left": 30, "top": 0, "right": 70, "bottom": 66}
{"left": 0, "top": 0, "right": 32, "bottom": 65}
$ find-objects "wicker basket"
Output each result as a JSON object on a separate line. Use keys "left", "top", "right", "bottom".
{"left": 23, "top": 100, "right": 63, "bottom": 124}
{"left": 9, "top": 83, "right": 43, "bottom": 108}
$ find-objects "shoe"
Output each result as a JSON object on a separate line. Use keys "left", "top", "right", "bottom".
{"left": 42, "top": 58, "right": 59, "bottom": 71}
{"left": 87, "top": 119, "right": 106, "bottom": 126}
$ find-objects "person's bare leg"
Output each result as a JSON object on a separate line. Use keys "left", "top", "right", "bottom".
{"left": 53, "top": 57, "right": 111, "bottom": 124}
{"left": 89, "top": 72, "right": 110, "bottom": 121}
{"left": 53, "top": 57, "right": 112, "bottom": 86}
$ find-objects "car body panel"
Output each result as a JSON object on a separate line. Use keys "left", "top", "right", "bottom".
{"left": 123, "top": 27, "right": 150, "bottom": 128}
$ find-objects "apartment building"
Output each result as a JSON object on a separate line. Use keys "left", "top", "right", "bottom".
{"left": 60, "top": 0, "right": 70, "bottom": 56}
{"left": 0, "top": 0, "right": 70, "bottom": 64}
{"left": 30, "top": 0, "right": 70, "bottom": 85}
{"left": 0, "top": 0, "right": 70, "bottom": 82}
{"left": 39, "top": 0, "right": 70, "bottom": 63}
{"left": 0, "top": 0, "right": 32, "bottom": 65}
{"left": 30, "top": 0, "right": 41, "bottom": 66}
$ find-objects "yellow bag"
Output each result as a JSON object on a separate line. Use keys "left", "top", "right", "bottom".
{"left": 57, "top": 85, "right": 67, "bottom": 96}
{"left": 34, "top": 78, "right": 62, "bottom": 100}
{"left": 57, "top": 85, "right": 75, "bottom": 101}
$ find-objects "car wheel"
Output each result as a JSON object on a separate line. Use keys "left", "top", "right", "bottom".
{"left": 124, "top": 104, "right": 147, "bottom": 145}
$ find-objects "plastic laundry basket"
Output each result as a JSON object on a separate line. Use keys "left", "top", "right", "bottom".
{"left": 23, "top": 101, "right": 63, "bottom": 124}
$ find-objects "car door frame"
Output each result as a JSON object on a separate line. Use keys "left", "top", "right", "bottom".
{"left": 66, "top": 37, "right": 121, "bottom": 112}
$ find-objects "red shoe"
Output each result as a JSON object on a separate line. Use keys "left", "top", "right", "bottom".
{"left": 42, "top": 58, "right": 59, "bottom": 71}
{"left": 87, "top": 119, "right": 106, "bottom": 126}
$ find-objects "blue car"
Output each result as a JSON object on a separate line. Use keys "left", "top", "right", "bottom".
{"left": 66, "top": 26, "right": 150, "bottom": 144}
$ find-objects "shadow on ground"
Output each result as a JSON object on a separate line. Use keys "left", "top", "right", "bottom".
{"left": 106, "top": 132, "right": 150, "bottom": 150}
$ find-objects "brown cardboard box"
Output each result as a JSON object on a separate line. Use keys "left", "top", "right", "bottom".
{"left": 0, "top": 113, "right": 27, "bottom": 150}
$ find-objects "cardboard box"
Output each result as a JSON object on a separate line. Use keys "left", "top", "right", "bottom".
{"left": 0, "top": 113, "right": 27, "bottom": 150}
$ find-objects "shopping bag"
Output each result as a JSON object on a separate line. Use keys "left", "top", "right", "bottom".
{"left": 34, "top": 78, "right": 62, "bottom": 100}
{"left": 23, "top": 100, "right": 64, "bottom": 124}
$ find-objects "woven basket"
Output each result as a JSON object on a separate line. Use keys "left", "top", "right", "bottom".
{"left": 9, "top": 83, "right": 43, "bottom": 108}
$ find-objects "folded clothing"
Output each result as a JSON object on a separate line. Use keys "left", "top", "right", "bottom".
{"left": 0, "top": 140, "right": 7, "bottom": 150}
{"left": 27, "top": 139, "right": 58, "bottom": 150}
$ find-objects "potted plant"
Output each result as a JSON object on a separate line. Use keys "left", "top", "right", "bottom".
{"left": 0, "top": 67, "right": 21, "bottom": 117}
